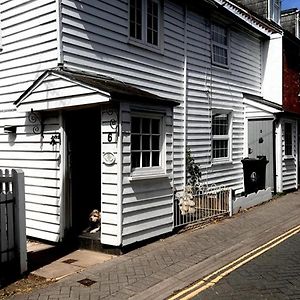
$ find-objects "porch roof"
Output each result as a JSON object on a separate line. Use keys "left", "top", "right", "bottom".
{"left": 14, "top": 67, "right": 179, "bottom": 112}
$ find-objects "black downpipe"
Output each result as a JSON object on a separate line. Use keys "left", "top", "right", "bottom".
{"left": 272, "top": 117, "right": 279, "bottom": 194}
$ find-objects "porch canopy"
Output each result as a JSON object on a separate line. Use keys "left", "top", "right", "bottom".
{"left": 14, "top": 67, "right": 179, "bottom": 112}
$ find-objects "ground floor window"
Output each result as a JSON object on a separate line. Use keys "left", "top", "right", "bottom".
{"left": 131, "top": 114, "right": 162, "bottom": 170}
{"left": 212, "top": 111, "right": 231, "bottom": 161}
{"left": 284, "top": 122, "right": 293, "bottom": 156}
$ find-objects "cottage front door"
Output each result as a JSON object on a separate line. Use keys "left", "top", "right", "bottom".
{"left": 65, "top": 106, "right": 101, "bottom": 235}
{"left": 248, "top": 119, "right": 274, "bottom": 192}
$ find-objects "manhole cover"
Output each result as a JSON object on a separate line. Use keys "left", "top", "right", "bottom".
{"left": 78, "top": 278, "right": 97, "bottom": 287}
{"left": 62, "top": 259, "right": 78, "bottom": 264}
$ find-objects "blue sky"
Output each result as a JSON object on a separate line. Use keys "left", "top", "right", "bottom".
{"left": 282, "top": 0, "right": 300, "bottom": 10}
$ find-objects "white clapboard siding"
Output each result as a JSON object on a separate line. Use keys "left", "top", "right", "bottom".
{"left": 60, "top": 0, "right": 266, "bottom": 196}
{"left": 184, "top": 8, "right": 262, "bottom": 191}
{"left": 100, "top": 105, "right": 120, "bottom": 246}
{"left": 120, "top": 102, "right": 174, "bottom": 246}
{"left": 61, "top": 0, "right": 186, "bottom": 192}
{"left": 0, "top": 0, "right": 59, "bottom": 241}
{"left": 281, "top": 120, "right": 297, "bottom": 191}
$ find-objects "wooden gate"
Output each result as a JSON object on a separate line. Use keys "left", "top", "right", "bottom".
{"left": 0, "top": 169, "right": 27, "bottom": 276}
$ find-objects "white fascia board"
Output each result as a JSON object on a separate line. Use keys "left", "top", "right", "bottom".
{"left": 16, "top": 71, "right": 50, "bottom": 106}
{"left": 244, "top": 98, "right": 282, "bottom": 114}
{"left": 214, "top": 0, "right": 283, "bottom": 37}
{"left": 16, "top": 93, "right": 110, "bottom": 112}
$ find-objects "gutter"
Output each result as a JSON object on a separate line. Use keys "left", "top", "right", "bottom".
{"left": 56, "top": 0, "right": 63, "bottom": 65}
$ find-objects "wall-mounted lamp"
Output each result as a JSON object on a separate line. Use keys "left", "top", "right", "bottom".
{"left": 4, "top": 125, "right": 17, "bottom": 134}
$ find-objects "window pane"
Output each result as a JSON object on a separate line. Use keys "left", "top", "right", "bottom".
{"left": 213, "top": 140, "right": 228, "bottom": 158}
{"left": 285, "top": 123, "right": 292, "bottom": 155}
{"left": 142, "top": 118, "right": 150, "bottom": 133}
{"left": 142, "top": 152, "right": 150, "bottom": 167}
{"left": 152, "top": 135, "right": 160, "bottom": 150}
{"left": 152, "top": 151, "right": 159, "bottom": 166}
{"left": 130, "top": 0, "right": 142, "bottom": 40}
{"left": 147, "top": 0, "right": 159, "bottom": 45}
{"left": 213, "top": 45, "right": 228, "bottom": 65}
{"left": 132, "top": 117, "right": 140, "bottom": 133}
{"left": 152, "top": 119, "right": 160, "bottom": 134}
{"left": 131, "top": 115, "right": 162, "bottom": 170}
{"left": 132, "top": 152, "right": 140, "bottom": 168}
{"left": 142, "top": 135, "right": 150, "bottom": 150}
{"left": 131, "top": 135, "right": 140, "bottom": 150}
{"left": 212, "top": 114, "right": 229, "bottom": 135}
{"left": 212, "top": 24, "right": 227, "bottom": 45}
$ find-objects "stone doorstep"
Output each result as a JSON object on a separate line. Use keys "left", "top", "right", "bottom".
{"left": 27, "top": 241, "right": 115, "bottom": 281}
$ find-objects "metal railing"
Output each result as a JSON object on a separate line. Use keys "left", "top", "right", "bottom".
{"left": 174, "top": 184, "right": 231, "bottom": 228}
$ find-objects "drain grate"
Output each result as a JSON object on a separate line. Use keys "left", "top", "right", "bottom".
{"left": 62, "top": 259, "right": 78, "bottom": 264}
{"left": 78, "top": 278, "right": 97, "bottom": 287}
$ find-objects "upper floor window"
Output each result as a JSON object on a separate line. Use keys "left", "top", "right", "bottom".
{"left": 211, "top": 23, "right": 229, "bottom": 68}
{"left": 212, "top": 111, "right": 232, "bottom": 161}
{"left": 129, "top": 0, "right": 160, "bottom": 47}
{"left": 269, "top": 0, "right": 280, "bottom": 24}
{"left": 284, "top": 122, "right": 293, "bottom": 156}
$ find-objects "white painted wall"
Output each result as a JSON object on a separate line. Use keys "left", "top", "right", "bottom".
{"left": 60, "top": 1, "right": 266, "bottom": 196}
{"left": 120, "top": 102, "right": 174, "bottom": 246}
{"left": 0, "top": 0, "right": 60, "bottom": 241}
{"left": 261, "top": 33, "right": 283, "bottom": 105}
{"left": 281, "top": 119, "right": 297, "bottom": 191}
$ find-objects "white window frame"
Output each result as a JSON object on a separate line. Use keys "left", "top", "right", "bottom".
{"left": 269, "top": 0, "right": 280, "bottom": 24}
{"left": 129, "top": 0, "right": 162, "bottom": 49}
{"left": 211, "top": 110, "right": 232, "bottom": 163}
{"left": 211, "top": 23, "right": 230, "bottom": 68}
{"left": 284, "top": 121, "right": 294, "bottom": 158}
{"left": 130, "top": 111, "right": 166, "bottom": 178}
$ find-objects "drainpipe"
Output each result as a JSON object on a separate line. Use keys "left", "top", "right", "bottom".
{"left": 183, "top": 4, "right": 188, "bottom": 186}
{"left": 56, "top": 0, "right": 63, "bottom": 66}
{"left": 274, "top": 115, "right": 283, "bottom": 193}
{"left": 272, "top": 116, "right": 278, "bottom": 194}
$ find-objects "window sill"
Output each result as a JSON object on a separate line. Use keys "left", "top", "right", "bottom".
{"left": 211, "top": 65, "right": 231, "bottom": 74}
{"left": 284, "top": 155, "right": 295, "bottom": 160}
{"left": 211, "top": 159, "right": 233, "bottom": 166}
{"left": 129, "top": 173, "right": 170, "bottom": 182}
{"left": 128, "top": 38, "right": 164, "bottom": 55}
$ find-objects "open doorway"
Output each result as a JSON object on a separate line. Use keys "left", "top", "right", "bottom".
{"left": 64, "top": 106, "right": 101, "bottom": 236}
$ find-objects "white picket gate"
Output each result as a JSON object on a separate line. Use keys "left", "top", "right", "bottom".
{"left": 0, "top": 169, "right": 27, "bottom": 275}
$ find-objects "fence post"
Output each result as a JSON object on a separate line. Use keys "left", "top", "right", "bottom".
{"left": 12, "top": 169, "right": 27, "bottom": 274}
{"left": 229, "top": 189, "right": 233, "bottom": 217}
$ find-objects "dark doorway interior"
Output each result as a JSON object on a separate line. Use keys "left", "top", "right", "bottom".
{"left": 65, "top": 106, "right": 101, "bottom": 235}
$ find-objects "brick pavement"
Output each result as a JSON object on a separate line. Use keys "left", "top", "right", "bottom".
{"left": 9, "top": 191, "right": 300, "bottom": 300}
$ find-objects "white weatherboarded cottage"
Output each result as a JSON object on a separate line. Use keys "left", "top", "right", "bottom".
{"left": 0, "top": 0, "right": 284, "bottom": 247}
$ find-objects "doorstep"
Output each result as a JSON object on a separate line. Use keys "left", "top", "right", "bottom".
{"left": 27, "top": 241, "right": 115, "bottom": 281}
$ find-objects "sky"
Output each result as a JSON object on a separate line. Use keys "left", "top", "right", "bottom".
{"left": 281, "top": 0, "right": 300, "bottom": 10}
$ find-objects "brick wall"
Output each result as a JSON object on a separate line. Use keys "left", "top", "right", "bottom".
{"left": 283, "top": 39, "right": 300, "bottom": 114}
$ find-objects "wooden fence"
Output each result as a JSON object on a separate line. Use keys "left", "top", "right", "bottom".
{"left": 0, "top": 169, "right": 27, "bottom": 274}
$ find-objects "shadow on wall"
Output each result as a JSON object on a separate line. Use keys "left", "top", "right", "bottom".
{"left": 68, "top": 1, "right": 182, "bottom": 90}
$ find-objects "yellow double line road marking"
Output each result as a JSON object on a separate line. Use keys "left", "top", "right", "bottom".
{"left": 168, "top": 224, "right": 300, "bottom": 300}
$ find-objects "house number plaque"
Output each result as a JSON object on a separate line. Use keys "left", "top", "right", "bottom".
{"left": 103, "top": 107, "right": 119, "bottom": 143}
